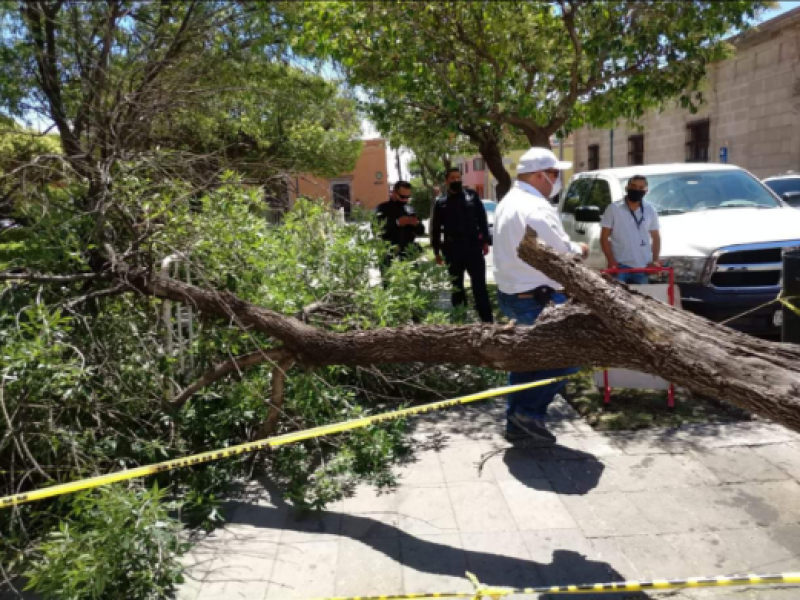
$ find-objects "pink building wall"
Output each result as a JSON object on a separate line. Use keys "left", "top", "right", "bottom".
{"left": 457, "top": 154, "right": 487, "bottom": 198}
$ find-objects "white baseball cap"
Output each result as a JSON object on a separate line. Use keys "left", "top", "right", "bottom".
{"left": 517, "top": 147, "right": 572, "bottom": 174}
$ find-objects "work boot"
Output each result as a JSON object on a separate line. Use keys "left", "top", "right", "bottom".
{"left": 507, "top": 414, "right": 557, "bottom": 444}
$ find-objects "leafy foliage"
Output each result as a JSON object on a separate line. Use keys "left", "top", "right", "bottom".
{"left": 24, "top": 486, "right": 187, "bottom": 600}
{"left": 0, "top": 2, "right": 361, "bottom": 195}
{"left": 289, "top": 0, "right": 771, "bottom": 195}
{"left": 1, "top": 185, "right": 500, "bottom": 595}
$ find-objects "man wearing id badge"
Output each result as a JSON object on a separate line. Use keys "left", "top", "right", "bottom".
{"left": 600, "top": 175, "right": 661, "bottom": 284}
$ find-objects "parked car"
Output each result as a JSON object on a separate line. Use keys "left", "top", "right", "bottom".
{"left": 763, "top": 172, "right": 800, "bottom": 208}
{"left": 558, "top": 163, "right": 800, "bottom": 338}
{"left": 482, "top": 199, "right": 497, "bottom": 243}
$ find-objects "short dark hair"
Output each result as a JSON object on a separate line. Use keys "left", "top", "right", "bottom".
{"left": 628, "top": 175, "right": 648, "bottom": 186}
{"left": 446, "top": 167, "right": 461, "bottom": 177}
{"left": 393, "top": 180, "right": 411, "bottom": 192}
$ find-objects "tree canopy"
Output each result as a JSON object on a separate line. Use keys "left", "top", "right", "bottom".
{"left": 292, "top": 0, "right": 770, "bottom": 197}
{"left": 0, "top": 1, "right": 362, "bottom": 191}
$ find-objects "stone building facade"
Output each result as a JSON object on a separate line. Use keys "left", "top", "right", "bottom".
{"left": 573, "top": 7, "right": 800, "bottom": 180}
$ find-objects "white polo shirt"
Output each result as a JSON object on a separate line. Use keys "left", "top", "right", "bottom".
{"left": 600, "top": 200, "right": 660, "bottom": 268}
{"left": 493, "top": 181, "right": 583, "bottom": 294}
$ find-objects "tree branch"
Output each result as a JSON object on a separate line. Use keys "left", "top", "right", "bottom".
{"left": 0, "top": 271, "right": 111, "bottom": 283}
{"left": 170, "top": 349, "right": 289, "bottom": 409}
{"left": 254, "top": 355, "right": 296, "bottom": 440}
{"left": 64, "top": 284, "right": 128, "bottom": 308}
{"left": 118, "top": 230, "right": 800, "bottom": 434}
{"left": 517, "top": 226, "right": 800, "bottom": 432}
{"left": 22, "top": 1, "right": 84, "bottom": 166}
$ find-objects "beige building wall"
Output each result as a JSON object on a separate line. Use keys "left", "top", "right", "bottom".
{"left": 293, "top": 139, "right": 389, "bottom": 210}
{"left": 573, "top": 9, "right": 800, "bottom": 179}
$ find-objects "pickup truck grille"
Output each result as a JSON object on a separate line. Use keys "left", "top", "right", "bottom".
{"left": 710, "top": 241, "right": 800, "bottom": 290}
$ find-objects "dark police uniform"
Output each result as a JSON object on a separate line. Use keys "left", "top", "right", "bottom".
{"left": 430, "top": 187, "right": 493, "bottom": 323}
{"left": 374, "top": 199, "right": 425, "bottom": 268}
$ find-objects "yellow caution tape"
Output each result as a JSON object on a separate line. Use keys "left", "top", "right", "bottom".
{"left": 780, "top": 296, "right": 800, "bottom": 318}
{"left": 311, "top": 571, "right": 800, "bottom": 599}
{"left": 720, "top": 293, "right": 800, "bottom": 325}
{"left": 0, "top": 375, "right": 576, "bottom": 509}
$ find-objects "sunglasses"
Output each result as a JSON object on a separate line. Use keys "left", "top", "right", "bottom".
{"left": 398, "top": 194, "right": 411, "bottom": 200}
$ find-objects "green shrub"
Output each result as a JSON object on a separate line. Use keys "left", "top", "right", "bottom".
{"left": 1, "top": 182, "right": 503, "bottom": 592}
{"left": 24, "top": 486, "right": 187, "bottom": 600}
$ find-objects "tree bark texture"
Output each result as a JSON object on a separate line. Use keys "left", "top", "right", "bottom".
{"left": 117, "top": 226, "right": 800, "bottom": 434}
{"left": 477, "top": 137, "right": 511, "bottom": 200}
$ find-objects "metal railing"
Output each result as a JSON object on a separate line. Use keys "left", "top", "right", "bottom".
{"left": 160, "top": 254, "right": 195, "bottom": 400}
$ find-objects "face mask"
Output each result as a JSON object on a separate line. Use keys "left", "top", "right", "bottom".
{"left": 448, "top": 181, "right": 463, "bottom": 194}
{"left": 627, "top": 189, "right": 646, "bottom": 203}
{"left": 546, "top": 172, "right": 562, "bottom": 199}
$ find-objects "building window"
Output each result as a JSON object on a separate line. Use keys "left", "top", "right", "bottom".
{"left": 686, "top": 120, "right": 710, "bottom": 163}
{"left": 464, "top": 162, "right": 469, "bottom": 174}
{"left": 473, "top": 158, "right": 485, "bottom": 171}
{"left": 628, "top": 135, "right": 644, "bottom": 166}
{"left": 588, "top": 145, "right": 600, "bottom": 171}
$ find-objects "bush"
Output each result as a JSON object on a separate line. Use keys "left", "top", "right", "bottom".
{"left": 1, "top": 182, "right": 503, "bottom": 595}
{"left": 24, "top": 486, "right": 187, "bottom": 600}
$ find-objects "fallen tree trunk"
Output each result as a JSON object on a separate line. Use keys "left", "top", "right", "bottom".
{"left": 120, "top": 226, "right": 800, "bottom": 433}
{"left": 517, "top": 226, "right": 800, "bottom": 432}
{"left": 11, "top": 228, "right": 800, "bottom": 432}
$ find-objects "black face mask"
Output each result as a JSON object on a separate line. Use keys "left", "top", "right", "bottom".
{"left": 448, "top": 181, "right": 463, "bottom": 194}
{"left": 627, "top": 189, "right": 646, "bottom": 203}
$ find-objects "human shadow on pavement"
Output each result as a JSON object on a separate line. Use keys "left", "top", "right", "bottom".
{"left": 223, "top": 491, "right": 649, "bottom": 600}
{"left": 479, "top": 442, "right": 606, "bottom": 496}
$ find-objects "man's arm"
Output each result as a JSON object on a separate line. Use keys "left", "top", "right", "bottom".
{"left": 528, "top": 210, "right": 585, "bottom": 257}
{"left": 600, "top": 227, "right": 617, "bottom": 269}
{"left": 375, "top": 202, "right": 400, "bottom": 241}
{"left": 650, "top": 230, "right": 661, "bottom": 266}
{"left": 405, "top": 206, "right": 425, "bottom": 237}
{"left": 430, "top": 200, "right": 443, "bottom": 260}
{"left": 474, "top": 194, "right": 490, "bottom": 243}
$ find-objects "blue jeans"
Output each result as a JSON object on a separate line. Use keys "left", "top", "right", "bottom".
{"left": 616, "top": 264, "right": 649, "bottom": 285}
{"left": 498, "top": 291, "right": 578, "bottom": 429}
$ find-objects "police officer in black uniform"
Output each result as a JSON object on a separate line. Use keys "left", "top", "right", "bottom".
{"left": 374, "top": 181, "right": 425, "bottom": 273}
{"left": 430, "top": 168, "right": 493, "bottom": 323}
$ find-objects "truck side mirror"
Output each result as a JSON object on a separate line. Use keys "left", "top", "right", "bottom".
{"left": 574, "top": 205, "right": 602, "bottom": 223}
{"left": 783, "top": 191, "right": 800, "bottom": 207}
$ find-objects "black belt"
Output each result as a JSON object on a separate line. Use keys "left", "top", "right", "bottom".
{"left": 515, "top": 285, "right": 557, "bottom": 305}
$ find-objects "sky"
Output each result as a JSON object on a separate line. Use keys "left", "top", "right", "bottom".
{"left": 758, "top": 1, "right": 799, "bottom": 22}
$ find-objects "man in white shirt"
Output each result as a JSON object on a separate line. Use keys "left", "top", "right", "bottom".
{"left": 493, "top": 147, "right": 588, "bottom": 443}
{"left": 600, "top": 175, "right": 661, "bottom": 284}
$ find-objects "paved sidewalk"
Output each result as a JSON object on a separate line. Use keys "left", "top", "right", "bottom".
{"left": 178, "top": 399, "right": 800, "bottom": 600}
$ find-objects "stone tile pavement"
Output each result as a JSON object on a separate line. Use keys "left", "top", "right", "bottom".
{"left": 178, "top": 399, "right": 800, "bottom": 600}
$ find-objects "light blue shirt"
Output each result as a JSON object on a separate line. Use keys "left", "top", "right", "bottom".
{"left": 600, "top": 200, "right": 660, "bottom": 268}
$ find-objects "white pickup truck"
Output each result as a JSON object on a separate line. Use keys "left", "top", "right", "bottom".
{"left": 557, "top": 163, "right": 800, "bottom": 338}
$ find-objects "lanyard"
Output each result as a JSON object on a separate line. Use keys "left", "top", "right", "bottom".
{"left": 628, "top": 204, "right": 645, "bottom": 230}
{"left": 628, "top": 203, "right": 648, "bottom": 247}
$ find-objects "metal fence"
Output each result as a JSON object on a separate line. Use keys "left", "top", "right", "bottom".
{"left": 159, "top": 254, "right": 195, "bottom": 400}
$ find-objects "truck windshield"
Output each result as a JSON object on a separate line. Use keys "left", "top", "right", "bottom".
{"left": 618, "top": 171, "right": 780, "bottom": 215}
